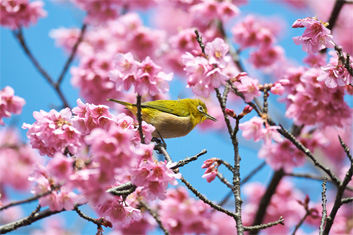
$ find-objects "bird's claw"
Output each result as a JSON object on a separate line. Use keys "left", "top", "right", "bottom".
{"left": 152, "top": 133, "right": 167, "bottom": 154}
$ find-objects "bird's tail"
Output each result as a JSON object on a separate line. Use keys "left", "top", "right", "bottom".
{"left": 107, "top": 99, "right": 137, "bottom": 113}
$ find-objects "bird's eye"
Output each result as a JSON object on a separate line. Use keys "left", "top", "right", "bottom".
{"left": 197, "top": 105, "right": 204, "bottom": 113}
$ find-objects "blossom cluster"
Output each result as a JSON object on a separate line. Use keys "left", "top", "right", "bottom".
{"left": 0, "top": 128, "right": 40, "bottom": 194}
{"left": 0, "top": 0, "right": 46, "bottom": 29}
{"left": 232, "top": 15, "right": 284, "bottom": 69}
{"left": 0, "top": 86, "right": 25, "bottom": 125}
{"left": 243, "top": 181, "right": 306, "bottom": 234}
{"left": 292, "top": 17, "right": 335, "bottom": 53}
{"left": 182, "top": 38, "right": 231, "bottom": 97}
{"left": 21, "top": 99, "right": 182, "bottom": 227}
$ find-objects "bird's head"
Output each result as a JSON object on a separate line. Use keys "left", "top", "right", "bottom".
{"left": 189, "top": 99, "right": 217, "bottom": 125}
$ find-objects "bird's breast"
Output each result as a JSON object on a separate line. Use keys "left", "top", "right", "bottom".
{"left": 144, "top": 111, "right": 194, "bottom": 139}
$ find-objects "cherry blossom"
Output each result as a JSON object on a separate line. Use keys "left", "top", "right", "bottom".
{"left": 318, "top": 63, "right": 353, "bottom": 88}
{"left": 292, "top": 17, "right": 335, "bottom": 53}
{"left": 0, "top": 0, "right": 47, "bottom": 29}
{"left": 22, "top": 108, "right": 82, "bottom": 157}
{"left": 0, "top": 86, "right": 25, "bottom": 125}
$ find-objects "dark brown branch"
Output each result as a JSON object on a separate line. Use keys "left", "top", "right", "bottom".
{"left": 250, "top": 169, "right": 285, "bottom": 235}
{"left": 319, "top": 179, "right": 328, "bottom": 235}
{"left": 0, "top": 207, "right": 62, "bottom": 233}
{"left": 139, "top": 200, "right": 169, "bottom": 235}
{"left": 12, "top": 28, "right": 70, "bottom": 108}
{"left": 57, "top": 23, "right": 87, "bottom": 85}
{"left": 244, "top": 216, "right": 284, "bottom": 231}
{"left": 326, "top": 0, "right": 345, "bottom": 31}
{"left": 194, "top": 29, "right": 206, "bottom": 54}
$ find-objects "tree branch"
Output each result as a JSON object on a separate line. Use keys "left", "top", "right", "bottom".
{"left": 244, "top": 216, "right": 284, "bottom": 231}
{"left": 139, "top": 200, "right": 169, "bottom": 235}
{"left": 319, "top": 179, "right": 328, "bottom": 235}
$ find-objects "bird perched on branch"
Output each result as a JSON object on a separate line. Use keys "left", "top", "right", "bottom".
{"left": 108, "top": 98, "right": 217, "bottom": 139}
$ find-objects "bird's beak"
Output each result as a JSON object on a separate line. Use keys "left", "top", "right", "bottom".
{"left": 205, "top": 113, "right": 217, "bottom": 121}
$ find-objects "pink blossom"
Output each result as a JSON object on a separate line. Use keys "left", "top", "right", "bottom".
{"left": 249, "top": 45, "right": 284, "bottom": 69}
{"left": 205, "top": 38, "right": 231, "bottom": 68}
{"left": 72, "top": 99, "right": 116, "bottom": 135}
{"left": 71, "top": 52, "right": 124, "bottom": 105}
{"left": 270, "top": 82, "right": 285, "bottom": 95}
{"left": 318, "top": 64, "right": 353, "bottom": 88}
{"left": 0, "top": 130, "right": 40, "bottom": 191}
{"left": 0, "top": 86, "right": 25, "bottom": 125}
{"left": 303, "top": 53, "right": 327, "bottom": 67}
{"left": 239, "top": 116, "right": 264, "bottom": 142}
{"left": 22, "top": 108, "right": 82, "bottom": 157}
{"left": 159, "top": 187, "right": 214, "bottom": 234}
{"left": 234, "top": 73, "right": 261, "bottom": 102}
{"left": 292, "top": 17, "right": 334, "bottom": 53}
{"left": 283, "top": 67, "right": 351, "bottom": 127}
{"left": 132, "top": 152, "right": 181, "bottom": 200}
{"left": 49, "top": 27, "right": 81, "bottom": 54}
{"left": 46, "top": 153, "right": 74, "bottom": 182}
{"left": 243, "top": 181, "right": 305, "bottom": 234}
{"left": 96, "top": 197, "right": 141, "bottom": 227}
{"left": 110, "top": 53, "right": 173, "bottom": 96}
{"left": 39, "top": 188, "right": 78, "bottom": 211}
{"left": 182, "top": 38, "right": 232, "bottom": 97}
{"left": 202, "top": 165, "right": 218, "bottom": 183}
{"left": 0, "top": 0, "right": 47, "bottom": 29}
{"left": 232, "top": 15, "right": 277, "bottom": 49}
{"left": 258, "top": 139, "right": 306, "bottom": 171}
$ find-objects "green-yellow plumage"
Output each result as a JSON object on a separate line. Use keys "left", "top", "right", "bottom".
{"left": 108, "top": 98, "right": 217, "bottom": 138}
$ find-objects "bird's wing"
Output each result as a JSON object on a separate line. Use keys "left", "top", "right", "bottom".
{"left": 142, "top": 100, "right": 190, "bottom": 117}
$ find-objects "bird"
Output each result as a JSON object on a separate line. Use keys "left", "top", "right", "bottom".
{"left": 108, "top": 98, "right": 217, "bottom": 139}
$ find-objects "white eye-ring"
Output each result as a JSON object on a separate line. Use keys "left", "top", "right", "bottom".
{"left": 197, "top": 105, "right": 204, "bottom": 113}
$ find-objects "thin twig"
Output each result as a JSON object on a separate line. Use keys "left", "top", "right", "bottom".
{"left": 215, "top": 88, "right": 234, "bottom": 136}
{"left": 219, "top": 159, "right": 235, "bottom": 173}
{"left": 323, "top": 150, "right": 353, "bottom": 234}
{"left": 139, "top": 200, "right": 169, "bottom": 235}
{"left": 319, "top": 179, "right": 328, "bottom": 235}
{"left": 169, "top": 149, "right": 207, "bottom": 169}
{"left": 0, "top": 186, "right": 59, "bottom": 211}
{"left": 341, "top": 197, "right": 353, "bottom": 205}
{"left": 285, "top": 172, "right": 353, "bottom": 192}
{"left": 244, "top": 216, "right": 284, "bottom": 231}
{"left": 279, "top": 125, "right": 341, "bottom": 186}
{"left": 180, "top": 176, "right": 238, "bottom": 219}
{"left": 218, "top": 161, "right": 267, "bottom": 208}
{"left": 12, "top": 27, "right": 71, "bottom": 108}
{"left": 194, "top": 29, "right": 206, "bottom": 54}
{"left": 291, "top": 213, "right": 309, "bottom": 235}
{"left": 338, "top": 135, "right": 353, "bottom": 162}
{"left": 217, "top": 171, "right": 233, "bottom": 189}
